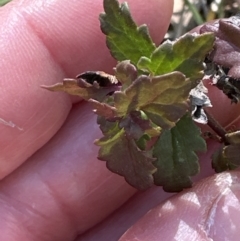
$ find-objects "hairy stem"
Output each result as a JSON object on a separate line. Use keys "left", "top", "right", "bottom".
{"left": 204, "top": 109, "right": 229, "bottom": 144}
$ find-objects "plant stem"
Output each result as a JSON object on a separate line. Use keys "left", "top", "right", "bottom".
{"left": 204, "top": 109, "right": 229, "bottom": 144}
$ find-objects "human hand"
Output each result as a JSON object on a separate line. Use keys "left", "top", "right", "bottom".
{"left": 1, "top": 0, "right": 240, "bottom": 241}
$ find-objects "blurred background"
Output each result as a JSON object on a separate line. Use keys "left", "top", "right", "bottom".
{"left": 166, "top": 0, "right": 240, "bottom": 39}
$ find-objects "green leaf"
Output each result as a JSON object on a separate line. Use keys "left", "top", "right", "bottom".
{"left": 137, "top": 33, "right": 215, "bottom": 80}
{"left": 114, "top": 71, "right": 194, "bottom": 129}
{"left": 95, "top": 127, "right": 157, "bottom": 190}
{"left": 153, "top": 114, "right": 206, "bottom": 192}
{"left": 97, "top": 116, "right": 119, "bottom": 136}
{"left": 225, "top": 131, "right": 240, "bottom": 145}
{"left": 135, "top": 134, "right": 151, "bottom": 150}
{"left": 212, "top": 146, "right": 239, "bottom": 172}
{"left": 224, "top": 144, "right": 240, "bottom": 168}
{"left": 99, "top": 0, "right": 156, "bottom": 65}
{"left": 212, "top": 146, "right": 231, "bottom": 172}
{"left": 212, "top": 131, "right": 240, "bottom": 172}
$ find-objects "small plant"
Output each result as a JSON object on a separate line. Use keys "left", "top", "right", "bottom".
{"left": 42, "top": 0, "right": 240, "bottom": 192}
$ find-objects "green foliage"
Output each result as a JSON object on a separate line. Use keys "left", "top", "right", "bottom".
{"left": 212, "top": 146, "right": 230, "bottom": 172}
{"left": 137, "top": 33, "right": 215, "bottom": 80}
{"left": 43, "top": 0, "right": 216, "bottom": 192}
{"left": 212, "top": 131, "right": 240, "bottom": 172}
{"left": 95, "top": 123, "right": 157, "bottom": 190}
{"left": 41, "top": 77, "right": 118, "bottom": 102}
{"left": 114, "top": 71, "right": 192, "bottom": 129}
{"left": 153, "top": 114, "right": 206, "bottom": 192}
{"left": 99, "top": 0, "right": 156, "bottom": 65}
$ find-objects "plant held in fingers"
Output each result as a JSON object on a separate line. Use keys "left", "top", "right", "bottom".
{"left": 42, "top": 0, "right": 240, "bottom": 192}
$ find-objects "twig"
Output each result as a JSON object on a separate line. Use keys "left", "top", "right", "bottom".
{"left": 204, "top": 109, "right": 229, "bottom": 144}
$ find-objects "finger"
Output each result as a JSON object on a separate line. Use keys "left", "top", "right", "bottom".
{"left": 0, "top": 1, "right": 174, "bottom": 240}
{"left": 76, "top": 186, "right": 173, "bottom": 241}
{"left": 202, "top": 83, "right": 240, "bottom": 130}
{"left": 0, "top": 0, "right": 173, "bottom": 179}
{"left": 119, "top": 170, "right": 240, "bottom": 241}
{"left": 0, "top": 103, "right": 136, "bottom": 241}
{"left": 76, "top": 140, "right": 218, "bottom": 241}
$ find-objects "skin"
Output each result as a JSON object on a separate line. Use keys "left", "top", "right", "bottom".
{"left": 1, "top": 0, "right": 240, "bottom": 240}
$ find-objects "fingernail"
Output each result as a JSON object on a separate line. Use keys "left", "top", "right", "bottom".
{"left": 205, "top": 184, "right": 240, "bottom": 240}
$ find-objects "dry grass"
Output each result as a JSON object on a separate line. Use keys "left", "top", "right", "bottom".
{"left": 166, "top": 0, "right": 240, "bottom": 40}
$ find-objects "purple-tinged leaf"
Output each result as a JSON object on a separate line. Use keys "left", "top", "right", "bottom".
{"left": 77, "top": 71, "right": 118, "bottom": 86}
{"left": 89, "top": 99, "right": 117, "bottom": 119}
{"left": 119, "top": 111, "right": 159, "bottom": 140}
{"left": 200, "top": 16, "right": 240, "bottom": 78}
{"left": 95, "top": 128, "right": 157, "bottom": 190}
{"left": 42, "top": 76, "right": 119, "bottom": 102}
{"left": 114, "top": 72, "right": 192, "bottom": 129}
{"left": 114, "top": 60, "right": 138, "bottom": 90}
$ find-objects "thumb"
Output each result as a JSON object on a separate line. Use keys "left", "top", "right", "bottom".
{"left": 120, "top": 171, "right": 240, "bottom": 241}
